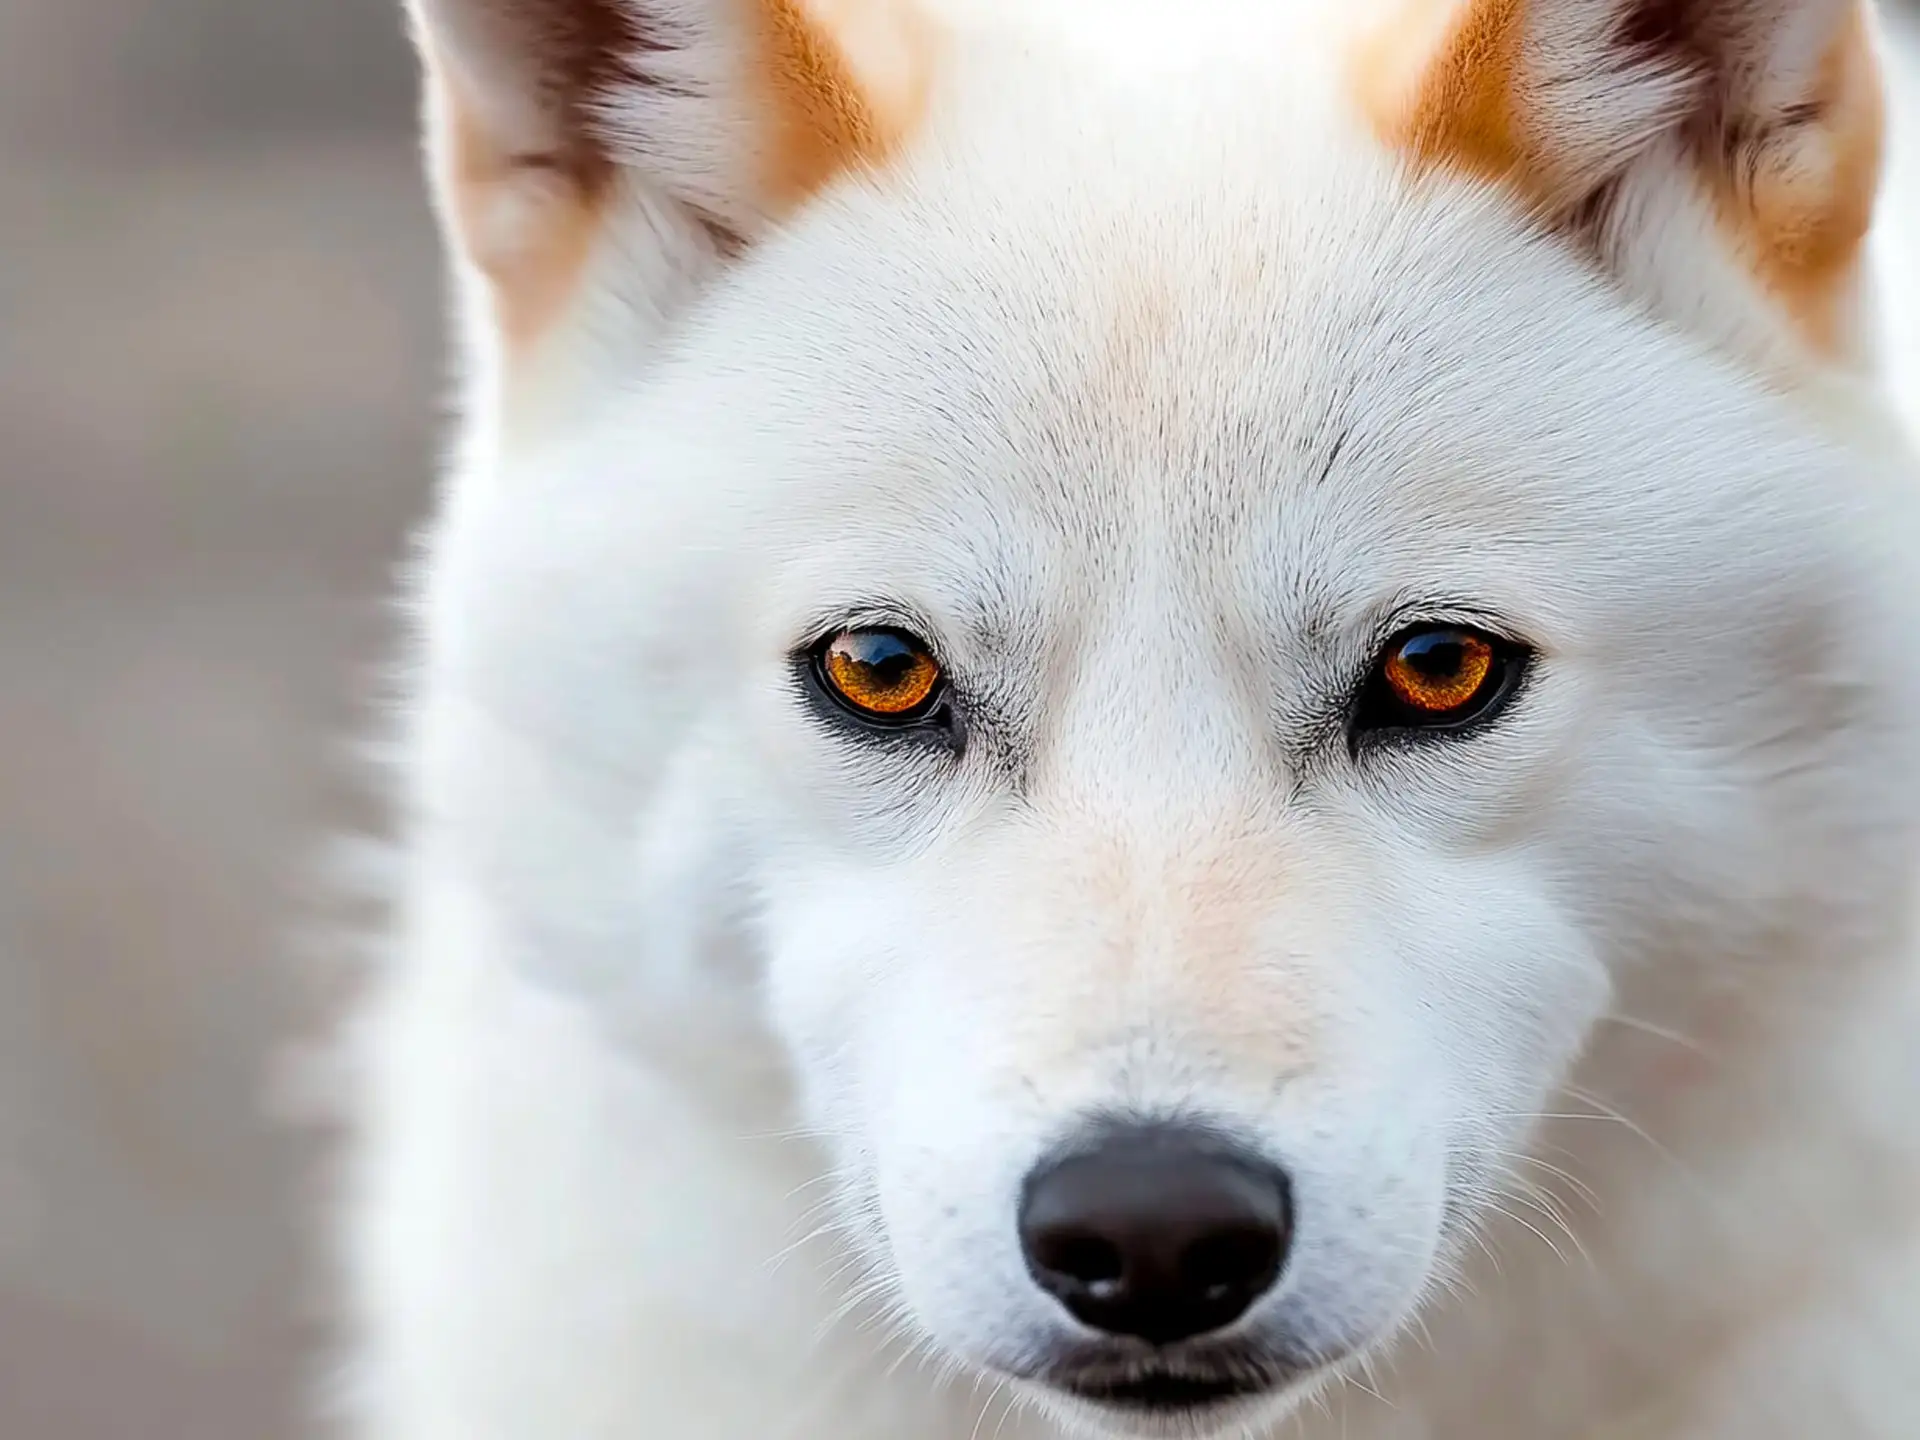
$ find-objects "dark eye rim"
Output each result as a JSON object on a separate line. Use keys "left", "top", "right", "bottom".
{"left": 802, "top": 625, "right": 954, "bottom": 731}
{"left": 1351, "top": 623, "right": 1530, "bottom": 744}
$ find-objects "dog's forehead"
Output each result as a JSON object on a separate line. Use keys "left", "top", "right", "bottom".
{"left": 612, "top": 38, "right": 1833, "bottom": 651}
{"left": 717, "top": 136, "right": 1693, "bottom": 588}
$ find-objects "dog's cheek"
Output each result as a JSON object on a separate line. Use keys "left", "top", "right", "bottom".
{"left": 753, "top": 856, "right": 970, "bottom": 1147}
{"left": 753, "top": 885, "right": 882, "bottom": 1145}
{"left": 1331, "top": 841, "right": 1606, "bottom": 1138}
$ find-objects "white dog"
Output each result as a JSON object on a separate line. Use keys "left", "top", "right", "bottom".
{"left": 335, "top": 0, "right": 1920, "bottom": 1435}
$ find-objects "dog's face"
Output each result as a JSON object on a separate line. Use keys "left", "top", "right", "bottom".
{"left": 407, "top": 0, "right": 1920, "bottom": 1433}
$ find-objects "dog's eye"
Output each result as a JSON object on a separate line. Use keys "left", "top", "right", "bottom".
{"left": 814, "top": 628, "right": 945, "bottom": 723}
{"left": 1355, "top": 625, "right": 1523, "bottom": 735}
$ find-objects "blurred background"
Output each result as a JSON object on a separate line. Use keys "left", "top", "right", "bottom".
{"left": 0, "top": 1, "right": 435, "bottom": 1433}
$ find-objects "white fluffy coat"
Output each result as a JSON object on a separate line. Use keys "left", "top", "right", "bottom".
{"left": 334, "top": 1, "right": 1920, "bottom": 1436}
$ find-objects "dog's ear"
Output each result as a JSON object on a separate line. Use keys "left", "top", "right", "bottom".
{"left": 1359, "top": 0, "right": 1885, "bottom": 368}
{"left": 406, "top": 0, "right": 928, "bottom": 352}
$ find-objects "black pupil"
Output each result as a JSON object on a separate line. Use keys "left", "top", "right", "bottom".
{"left": 848, "top": 633, "right": 921, "bottom": 689}
{"left": 1398, "top": 630, "right": 1468, "bottom": 678}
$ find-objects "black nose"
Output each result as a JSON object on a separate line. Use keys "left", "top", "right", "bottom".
{"left": 1019, "top": 1125, "right": 1291, "bottom": 1346}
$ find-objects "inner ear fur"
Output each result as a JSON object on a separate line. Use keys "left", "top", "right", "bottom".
{"left": 405, "top": 0, "right": 929, "bottom": 351}
{"left": 1358, "top": 0, "right": 1886, "bottom": 363}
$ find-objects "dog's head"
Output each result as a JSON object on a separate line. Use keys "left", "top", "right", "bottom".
{"left": 404, "top": 0, "right": 1920, "bottom": 1432}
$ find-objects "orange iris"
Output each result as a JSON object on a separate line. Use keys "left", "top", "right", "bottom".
{"left": 821, "top": 630, "right": 943, "bottom": 718}
{"left": 1382, "top": 628, "right": 1495, "bottom": 715}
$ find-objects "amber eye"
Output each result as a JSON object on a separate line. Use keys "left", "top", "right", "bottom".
{"left": 815, "top": 628, "right": 945, "bottom": 723}
{"left": 1358, "top": 624, "right": 1521, "bottom": 735}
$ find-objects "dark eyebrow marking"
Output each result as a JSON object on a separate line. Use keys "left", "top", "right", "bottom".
{"left": 1311, "top": 423, "right": 1355, "bottom": 488}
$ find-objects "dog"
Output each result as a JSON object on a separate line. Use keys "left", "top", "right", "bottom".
{"left": 333, "top": 0, "right": 1920, "bottom": 1435}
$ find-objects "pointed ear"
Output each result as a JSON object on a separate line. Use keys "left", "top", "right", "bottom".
{"left": 1358, "top": 0, "right": 1885, "bottom": 367}
{"left": 405, "top": 0, "right": 929, "bottom": 351}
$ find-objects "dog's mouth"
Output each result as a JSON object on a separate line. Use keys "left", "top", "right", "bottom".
{"left": 1026, "top": 1344, "right": 1308, "bottom": 1426}
{"left": 1061, "top": 1367, "right": 1263, "bottom": 1410}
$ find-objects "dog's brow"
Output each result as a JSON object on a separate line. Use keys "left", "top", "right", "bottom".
{"left": 1309, "top": 423, "right": 1357, "bottom": 489}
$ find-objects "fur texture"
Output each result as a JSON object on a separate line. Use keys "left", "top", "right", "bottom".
{"left": 335, "top": 0, "right": 1920, "bottom": 1436}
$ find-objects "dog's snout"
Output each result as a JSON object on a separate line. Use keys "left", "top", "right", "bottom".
{"left": 1019, "top": 1126, "right": 1291, "bottom": 1346}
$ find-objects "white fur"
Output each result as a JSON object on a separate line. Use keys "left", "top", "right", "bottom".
{"left": 335, "top": 1, "right": 1920, "bottom": 1436}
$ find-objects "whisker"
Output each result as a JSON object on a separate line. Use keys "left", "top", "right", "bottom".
{"left": 1474, "top": 1197, "right": 1571, "bottom": 1266}
{"left": 1497, "top": 1149, "right": 1601, "bottom": 1213}
{"left": 1595, "top": 1011, "right": 1717, "bottom": 1061}
{"left": 970, "top": 1377, "right": 1010, "bottom": 1440}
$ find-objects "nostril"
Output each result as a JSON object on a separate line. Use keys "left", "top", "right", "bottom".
{"left": 1036, "top": 1231, "right": 1126, "bottom": 1293}
{"left": 1019, "top": 1122, "right": 1292, "bottom": 1347}
{"left": 1181, "top": 1223, "right": 1281, "bottom": 1303}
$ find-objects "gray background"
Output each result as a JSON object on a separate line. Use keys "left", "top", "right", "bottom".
{"left": 1, "top": 1, "right": 435, "bottom": 1433}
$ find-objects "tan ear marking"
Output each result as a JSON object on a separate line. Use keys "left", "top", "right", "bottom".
{"left": 1353, "top": 0, "right": 1534, "bottom": 194}
{"left": 757, "top": 0, "right": 928, "bottom": 208}
{"left": 413, "top": 0, "right": 930, "bottom": 356}
{"left": 767, "top": 0, "right": 881, "bottom": 187}
{"left": 1353, "top": 0, "right": 1886, "bottom": 362}
{"left": 1718, "top": 3, "right": 1884, "bottom": 355}
{"left": 437, "top": 71, "right": 613, "bottom": 350}
{"left": 412, "top": 0, "right": 637, "bottom": 352}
